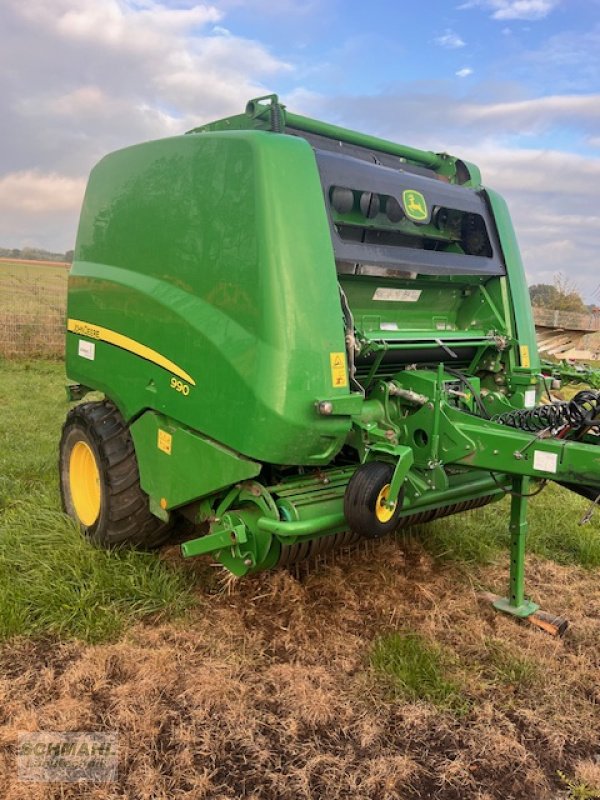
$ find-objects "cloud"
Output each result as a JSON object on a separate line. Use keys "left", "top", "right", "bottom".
{"left": 519, "top": 26, "right": 600, "bottom": 93}
{"left": 15, "top": 0, "right": 223, "bottom": 52}
{"left": 459, "top": 0, "right": 561, "bottom": 20}
{"left": 434, "top": 29, "right": 466, "bottom": 48}
{"left": 456, "top": 68, "right": 474, "bottom": 78}
{"left": 0, "top": 171, "right": 87, "bottom": 248}
{"left": 3, "top": 0, "right": 291, "bottom": 117}
{"left": 28, "top": 86, "right": 110, "bottom": 118}
{"left": 0, "top": 171, "right": 86, "bottom": 213}
{"left": 217, "top": 0, "right": 322, "bottom": 14}
{"left": 465, "top": 145, "right": 600, "bottom": 196}
{"left": 0, "top": 0, "right": 293, "bottom": 249}
{"left": 302, "top": 90, "right": 600, "bottom": 146}
{"left": 461, "top": 94, "right": 600, "bottom": 133}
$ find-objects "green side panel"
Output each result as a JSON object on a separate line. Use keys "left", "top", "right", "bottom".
{"left": 67, "top": 130, "right": 351, "bottom": 466}
{"left": 485, "top": 188, "right": 540, "bottom": 372}
{"left": 129, "top": 411, "right": 261, "bottom": 510}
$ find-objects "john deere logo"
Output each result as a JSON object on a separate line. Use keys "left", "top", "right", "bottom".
{"left": 402, "top": 190, "right": 428, "bottom": 222}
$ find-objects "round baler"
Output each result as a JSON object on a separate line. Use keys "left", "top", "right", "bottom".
{"left": 60, "top": 95, "right": 600, "bottom": 632}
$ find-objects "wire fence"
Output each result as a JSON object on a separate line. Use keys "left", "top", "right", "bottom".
{"left": 0, "top": 273, "right": 67, "bottom": 359}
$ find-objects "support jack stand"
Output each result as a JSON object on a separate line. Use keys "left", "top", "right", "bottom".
{"left": 479, "top": 591, "right": 568, "bottom": 637}
{"left": 481, "top": 476, "right": 569, "bottom": 638}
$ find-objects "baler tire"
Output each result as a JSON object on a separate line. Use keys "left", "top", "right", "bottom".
{"left": 344, "top": 461, "right": 403, "bottom": 539}
{"left": 59, "top": 400, "right": 172, "bottom": 549}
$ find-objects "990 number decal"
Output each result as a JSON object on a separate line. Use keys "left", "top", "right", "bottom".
{"left": 170, "top": 377, "right": 190, "bottom": 396}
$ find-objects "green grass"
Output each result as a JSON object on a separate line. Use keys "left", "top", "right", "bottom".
{"left": 370, "top": 632, "right": 468, "bottom": 713}
{"left": 557, "top": 772, "right": 600, "bottom": 800}
{"left": 415, "top": 482, "right": 600, "bottom": 569}
{"left": 482, "top": 638, "right": 539, "bottom": 687}
{"left": 0, "top": 359, "right": 192, "bottom": 643}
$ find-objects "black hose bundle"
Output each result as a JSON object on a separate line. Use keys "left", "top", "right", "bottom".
{"left": 492, "top": 390, "right": 600, "bottom": 433}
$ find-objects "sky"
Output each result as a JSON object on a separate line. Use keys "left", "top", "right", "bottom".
{"left": 0, "top": 0, "right": 599, "bottom": 299}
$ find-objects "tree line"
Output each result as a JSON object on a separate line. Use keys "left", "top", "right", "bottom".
{"left": 0, "top": 246, "right": 73, "bottom": 263}
{"left": 529, "top": 275, "right": 597, "bottom": 314}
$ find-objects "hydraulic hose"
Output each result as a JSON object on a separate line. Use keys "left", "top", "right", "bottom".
{"left": 493, "top": 390, "right": 600, "bottom": 433}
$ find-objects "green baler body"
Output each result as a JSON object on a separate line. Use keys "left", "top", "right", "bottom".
{"left": 66, "top": 97, "right": 600, "bottom": 598}
{"left": 67, "top": 127, "right": 535, "bottom": 468}
{"left": 68, "top": 131, "right": 351, "bottom": 467}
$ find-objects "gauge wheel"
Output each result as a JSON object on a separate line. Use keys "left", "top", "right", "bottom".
{"left": 344, "top": 461, "right": 404, "bottom": 539}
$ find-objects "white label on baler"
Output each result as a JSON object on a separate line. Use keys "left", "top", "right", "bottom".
{"left": 373, "top": 288, "right": 422, "bottom": 302}
{"left": 533, "top": 450, "right": 558, "bottom": 474}
{"left": 380, "top": 322, "right": 399, "bottom": 331}
{"left": 78, "top": 340, "right": 95, "bottom": 360}
{"left": 524, "top": 389, "right": 537, "bottom": 409}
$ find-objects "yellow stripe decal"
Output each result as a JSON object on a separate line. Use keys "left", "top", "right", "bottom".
{"left": 67, "top": 318, "right": 196, "bottom": 386}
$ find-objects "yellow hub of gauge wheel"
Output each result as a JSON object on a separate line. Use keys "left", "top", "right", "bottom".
{"left": 69, "top": 440, "right": 101, "bottom": 526}
{"left": 376, "top": 483, "right": 396, "bottom": 523}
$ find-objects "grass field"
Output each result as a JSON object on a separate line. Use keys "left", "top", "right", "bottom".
{"left": 1, "top": 358, "right": 600, "bottom": 799}
{"left": 0, "top": 361, "right": 192, "bottom": 642}
{"left": 0, "top": 258, "right": 69, "bottom": 280}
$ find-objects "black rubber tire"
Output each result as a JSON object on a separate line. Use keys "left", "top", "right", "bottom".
{"left": 59, "top": 400, "right": 172, "bottom": 549}
{"left": 344, "top": 461, "right": 403, "bottom": 539}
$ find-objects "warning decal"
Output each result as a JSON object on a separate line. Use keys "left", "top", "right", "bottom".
{"left": 524, "top": 389, "right": 537, "bottom": 409}
{"left": 519, "top": 345, "right": 531, "bottom": 368}
{"left": 330, "top": 352, "right": 348, "bottom": 388}
{"left": 533, "top": 450, "right": 558, "bottom": 474}
{"left": 157, "top": 429, "right": 173, "bottom": 455}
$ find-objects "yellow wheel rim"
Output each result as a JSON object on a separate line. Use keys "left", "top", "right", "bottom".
{"left": 376, "top": 484, "right": 396, "bottom": 523}
{"left": 69, "top": 440, "right": 101, "bottom": 526}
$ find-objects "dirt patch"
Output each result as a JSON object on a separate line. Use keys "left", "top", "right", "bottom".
{"left": 1, "top": 537, "right": 599, "bottom": 799}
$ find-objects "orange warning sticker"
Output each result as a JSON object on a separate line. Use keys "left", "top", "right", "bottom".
{"left": 519, "top": 345, "right": 531, "bottom": 368}
{"left": 157, "top": 429, "right": 172, "bottom": 455}
{"left": 330, "top": 352, "right": 348, "bottom": 388}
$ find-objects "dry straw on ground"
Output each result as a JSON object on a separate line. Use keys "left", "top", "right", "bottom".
{"left": 1, "top": 538, "right": 599, "bottom": 800}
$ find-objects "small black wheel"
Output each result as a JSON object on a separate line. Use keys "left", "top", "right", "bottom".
{"left": 59, "top": 400, "right": 171, "bottom": 549}
{"left": 344, "top": 461, "right": 403, "bottom": 539}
